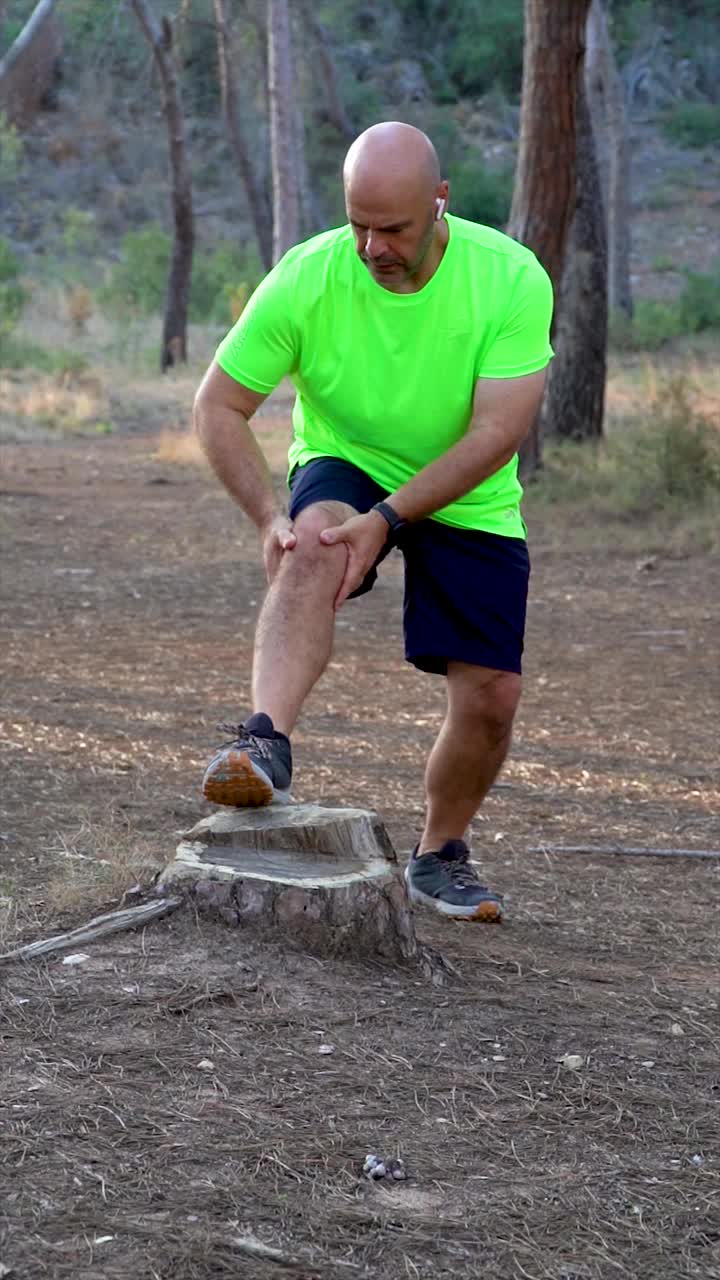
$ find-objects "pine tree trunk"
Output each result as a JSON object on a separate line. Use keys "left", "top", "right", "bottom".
{"left": 130, "top": 3, "right": 194, "bottom": 372}
{"left": 303, "top": 5, "right": 354, "bottom": 140}
{"left": 586, "top": 0, "right": 633, "bottom": 317}
{"left": 542, "top": 77, "right": 607, "bottom": 441}
{"left": 268, "top": 0, "right": 299, "bottom": 263}
{"left": 213, "top": 0, "right": 273, "bottom": 272}
{"left": 507, "top": 0, "right": 592, "bottom": 476}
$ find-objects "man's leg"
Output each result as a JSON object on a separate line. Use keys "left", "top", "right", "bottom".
{"left": 419, "top": 662, "right": 522, "bottom": 854}
{"left": 252, "top": 500, "right": 357, "bottom": 735}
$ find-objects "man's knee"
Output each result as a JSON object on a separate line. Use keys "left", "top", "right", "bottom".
{"left": 282, "top": 504, "right": 350, "bottom": 578}
{"left": 450, "top": 668, "right": 522, "bottom": 741}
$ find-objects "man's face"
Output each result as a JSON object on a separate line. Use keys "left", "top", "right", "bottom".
{"left": 346, "top": 188, "right": 436, "bottom": 291}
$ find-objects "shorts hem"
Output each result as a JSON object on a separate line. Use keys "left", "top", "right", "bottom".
{"left": 406, "top": 650, "right": 523, "bottom": 677}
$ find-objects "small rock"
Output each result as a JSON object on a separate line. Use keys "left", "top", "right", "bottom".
{"left": 692, "top": 1154, "right": 704, "bottom": 1167}
{"left": 559, "top": 1053, "right": 584, "bottom": 1071}
{"left": 318, "top": 1043, "right": 335, "bottom": 1055}
{"left": 196, "top": 1058, "right": 215, "bottom": 1071}
{"left": 62, "top": 953, "right": 90, "bottom": 966}
{"left": 387, "top": 1158, "right": 407, "bottom": 1181}
{"left": 670, "top": 1023, "right": 685, "bottom": 1037}
{"left": 93, "top": 1236, "right": 114, "bottom": 1245}
{"left": 641, "top": 1060, "right": 655, "bottom": 1068}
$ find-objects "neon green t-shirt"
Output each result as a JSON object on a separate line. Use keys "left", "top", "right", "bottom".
{"left": 216, "top": 214, "right": 553, "bottom": 536}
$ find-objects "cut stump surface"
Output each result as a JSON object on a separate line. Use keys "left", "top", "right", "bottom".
{"left": 157, "top": 803, "right": 419, "bottom": 962}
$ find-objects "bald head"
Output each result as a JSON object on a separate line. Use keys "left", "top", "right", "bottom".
{"left": 343, "top": 123, "right": 448, "bottom": 292}
{"left": 344, "top": 122, "right": 441, "bottom": 203}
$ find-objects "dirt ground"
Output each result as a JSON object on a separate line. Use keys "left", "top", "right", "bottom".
{"left": 1, "top": 419, "right": 719, "bottom": 1279}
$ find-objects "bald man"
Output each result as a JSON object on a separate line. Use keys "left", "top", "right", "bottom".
{"left": 193, "top": 122, "right": 553, "bottom": 923}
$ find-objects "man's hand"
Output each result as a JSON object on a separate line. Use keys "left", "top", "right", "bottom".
{"left": 320, "top": 510, "right": 389, "bottom": 607}
{"left": 262, "top": 513, "right": 297, "bottom": 583}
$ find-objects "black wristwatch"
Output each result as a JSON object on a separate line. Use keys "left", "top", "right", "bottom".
{"left": 372, "top": 500, "right": 409, "bottom": 545}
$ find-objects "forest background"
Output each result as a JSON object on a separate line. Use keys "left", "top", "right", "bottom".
{"left": 1, "top": 0, "right": 719, "bottom": 547}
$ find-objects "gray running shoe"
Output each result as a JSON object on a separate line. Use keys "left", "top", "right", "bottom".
{"left": 405, "top": 839, "right": 503, "bottom": 922}
{"left": 202, "top": 713, "right": 292, "bottom": 807}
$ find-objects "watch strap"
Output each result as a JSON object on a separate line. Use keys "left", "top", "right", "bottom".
{"left": 372, "top": 500, "right": 408, "bottom": 542}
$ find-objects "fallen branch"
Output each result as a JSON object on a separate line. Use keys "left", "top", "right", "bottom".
{"left": 0, "top": 897, "right": 183, "bottom": 964}
{"left": 229, "top": 1233, "right": 359, "bottom": 1270}
{"left": 528, "top": 844, "right": 720, "bottom": 860}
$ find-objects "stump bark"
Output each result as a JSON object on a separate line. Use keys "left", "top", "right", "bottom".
{"left": 157, "top": 804, "right": 419, "bottom": 962}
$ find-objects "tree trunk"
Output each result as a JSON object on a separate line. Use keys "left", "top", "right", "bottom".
{"left": 289, "top": 6, "right": 323, "bottom": 236}
{"left": 507, "top": 0, "right": 592, "bottom": 476}
{"left": 542, "top": 76, "right": 607, "bottom": 442}
{"left": 158, "top": 803, "right": 419, "bottom": 963}
{"left": 0, "top": 0, "right": 58, "bottom": 81}
{"left": 213, "top": 0, "right": 273, "bottom": 272}
{"left": 302, "top": 5, "right": 354, "bottom": 140}
{"left": 268, "top": 0, "right": 299, "bottom": 262}
{"left": 585, "top": 0, "right": 633, "bottom": 317}
{"left": 129, "top": 3, "right": 194, "bottom": 372}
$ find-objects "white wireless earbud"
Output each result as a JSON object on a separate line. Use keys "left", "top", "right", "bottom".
{"left": 435, "top": 198, "right": 446, "bottom": 221}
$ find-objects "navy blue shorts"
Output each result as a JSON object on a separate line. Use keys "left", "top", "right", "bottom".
{"left": 288, "top": 457, "right": 530, "bottom": 676}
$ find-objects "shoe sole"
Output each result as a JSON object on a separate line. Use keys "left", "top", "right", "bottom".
{"left": 405, "top": 878, "right": 503, "bottom": 923}
{"left": 203, "top": 751, "right": 289, "bottom": 808}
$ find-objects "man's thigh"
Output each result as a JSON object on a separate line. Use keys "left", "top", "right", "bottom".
{"left": 401, "top": 522, "right": 530, "bottom": 676}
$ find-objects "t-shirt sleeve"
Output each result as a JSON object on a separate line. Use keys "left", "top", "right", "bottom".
{"left": 477, "top": 255, "right": 554, "bottom": 379}
{"left": 214, "top": 260, "right": 299, "bottom": 394}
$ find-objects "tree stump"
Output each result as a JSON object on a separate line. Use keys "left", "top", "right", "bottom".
{"left": 157, "top": 803, "right": 419, "bottom": 963}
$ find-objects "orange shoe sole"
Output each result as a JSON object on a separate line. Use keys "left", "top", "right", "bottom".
{"left": 456, "top": 900, "right": 503, "bottom": 924}
{"left": 202, "top": 750, "right": 274, "bottom": 807}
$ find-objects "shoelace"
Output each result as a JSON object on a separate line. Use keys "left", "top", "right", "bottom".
{"left": 216, "top": 722, "right": 274, "bottom": 760}
{"left": 441, "top": 852, "right": 489, "bottom": 892}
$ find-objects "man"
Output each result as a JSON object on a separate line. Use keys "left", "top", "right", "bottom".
{"left": 193, "top": 122, "right": 553, "bottom": 923}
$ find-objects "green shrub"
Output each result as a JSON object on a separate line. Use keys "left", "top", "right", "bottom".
{"left": 678, "top": 265, "right": 720, "bottom": 332}
{"left": 0, "top": 336, "right": 87, "bottom": 374}
{"left": 450, "top": 156, "right": 513, "bottom": 228}
{"left": 661, "top": 102, "right": 720, "bottom": 148}
{"left": 627, "top": 299, "right": 683, "bottom": 350}
{"left": 0, "top": 238, "right": 26, "bottom": 357}
{"left": 536, "top": 377, "right": 720, "bottom": 518}
{"left": 102, "top": 226, "right": 263, "bottom": 321}
{"left": 609, "top": 266, "right": 720, "bottom": 351}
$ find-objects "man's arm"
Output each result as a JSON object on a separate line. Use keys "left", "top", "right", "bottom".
{"left": 194, "top": 362, "right": 280, "bottom": 528}
{"left": 193, "top": 362, "right": 297, "bottom": 577}
{"left": 384, "top": 369, "right": 546, "bottom": 523}
{"left": 321, "top": 369, "right": 546, "bottom": 606}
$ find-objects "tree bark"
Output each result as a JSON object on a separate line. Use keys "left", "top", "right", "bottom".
{"left": 213, "top": 0, "right": 273, "bottom": 272}
{"left": 0, "top": 0, "right": 58, "bottom": 81}
{"left": 158, "top": 803, "right": 419, "bottom": 963}
{"left": 507, "top": 0, "right": 592, "bottom": 475}
{"left": 302, "top": 5, "right": 354, "bottom": 140}
{"left": 585, "top": 0, "right": 633, "bottom": 317}
{"left": 542, "top": 76, "right": 607, "bottom": 442}
{"left": 129, "top": 2, "right": 194, "bottom": 371}
{"left": 268, "top": 0, "right": 299, "bottom": 262}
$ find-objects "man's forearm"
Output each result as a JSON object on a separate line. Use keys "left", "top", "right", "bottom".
{"left": 194, "top": 401, "right": 280, "bottom": 531}
{"left": 387, "top": 422, "right": 524, "bottom": 524}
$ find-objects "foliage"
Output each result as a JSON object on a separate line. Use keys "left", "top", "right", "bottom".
{"left": 610, "top": 264, "right": 720, "bottom": 349}
{"left": 391, "top": 0, "right": 524, "bottom": 98}
{"left": 0, "top": 112, "right": 23, "bottom": 185}
{"left": 449, "top": 154, "right": 513, "bottom": 228}
{"left": 535, "top": 376, "right": 720, "bottom": 522}
{"left": 0, "top": 238, "right": 26, "bottom": 355}
{"left": 661, "top": 102, "right": 720, "bottom": 147}
{"left": 0, "top": 335, "right": 87, "bottom": 374}
{"left": 101, "top": 225, "right": 263, "bottom": 322}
